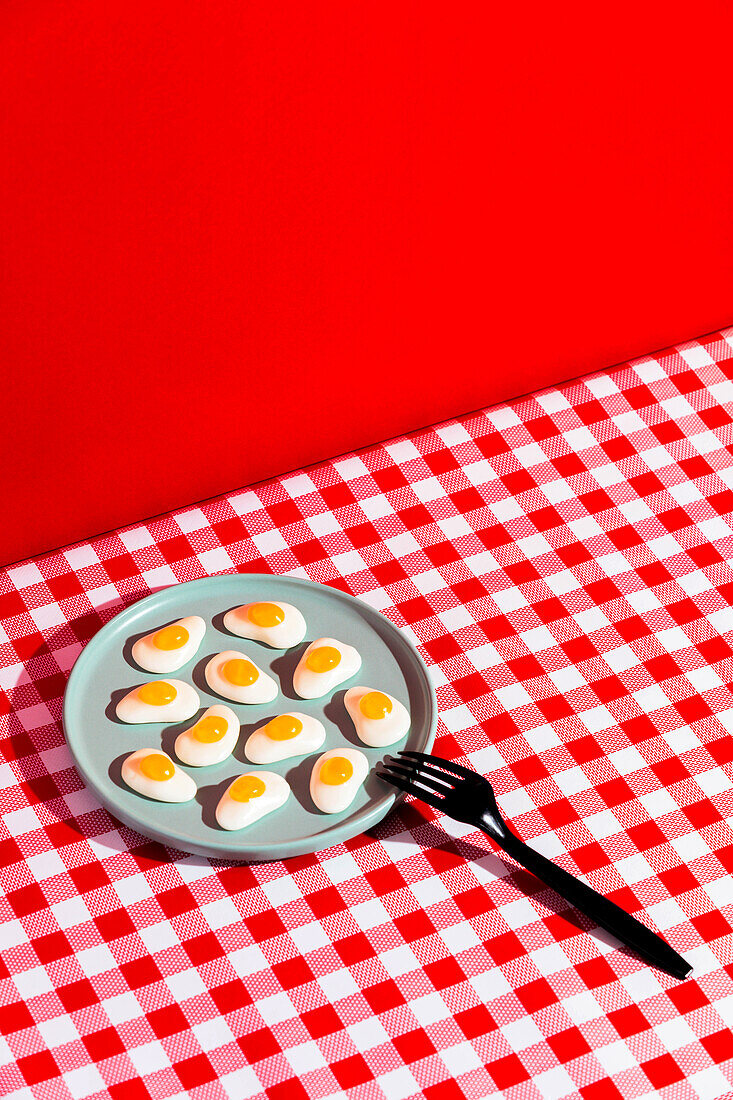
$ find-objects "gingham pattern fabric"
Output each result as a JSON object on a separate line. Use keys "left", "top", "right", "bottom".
{"left": 3, "top": 332, "right": 733, "bottom": 1100}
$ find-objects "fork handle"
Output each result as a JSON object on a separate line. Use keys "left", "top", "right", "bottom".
{"left": 488, "top": 828, "right": 691, "bottom": 979}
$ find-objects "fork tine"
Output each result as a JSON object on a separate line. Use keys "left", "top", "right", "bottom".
{"left": 375, "top": 769, "right": 446, "bottom": 812}
{"left": 397, "top": 750, "right": 476, "bottom": 780}
{"left": 387, "top": 756, "right": 462, "bottom": 789}
{"left": 380, "top": 761, "right": 454, "bottom": 797}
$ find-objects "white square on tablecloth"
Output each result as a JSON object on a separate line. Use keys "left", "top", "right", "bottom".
{"left": 76, "top": 943, "right": 117, "bottom": 976}
{"left": 573, "top": 607, "right": 611, "bottom": 633}
{"left": 553, "top": 766, "right": 592, "bottom": 797}
{"left": 64, "top": 546, "right": 100, "bottom": 569}
{"left": 288, "top": 922, "right": 331, "bottom": 955}
{"left": 695, "top": 769, "right": 732, "bottom": 799}
{"left": 632, "top": 357, "right": 666, "bottom": 383}
{"left": 678, "top": 343, "right": 715, "bottom": 368}
{"left": 37, "top": 1014, "right": 79, "bottom": 1048}
{"left": 281, "top": 473, "right": 316, "bottom": 497}
{"left": 440, "top": 1041, "right": 484, "bottom": 1076}
{"left": 489, "top": 497, "right": 523, "bottom": 523}
{"left": 522, "top": 724, "right": 562, "bottom": 753}
{"left": 317, "top": 967, "right": 360, "bottom": 1002}
{"left": 259, "top": 875, "right": 302, "bottom": 906}
{"left": 4, "top": 807, "right": 42, "bottom": 837}
{"left": 113, "top": 873, "right": 154, "bottom": 906}
{"left": 8, "top": 562, "right": 45, "bottom": 588}
{"left": 584, "top": 810, "right": 623, "bottom": 840}
{"left": 103, "top": 992, "right": 146, "bottom": 1026}
{"left": 348, "top": 900, "right": 391, "bottom": 930}
{"left": 284, "top": 1040, "right": 328, "bottom": 1075}
{"left": 347, "top": 1016, "right": 390, "bottom": 1052}
{"left": 541, "top": 479, "right": 576, "bottom": 504}
{"left": 174, "top": 508, "right": 209, "bottom": 534}
{"left": 29, "top": 603, "right": 67, "bottom": 631}
{"left": 118, "top": 527, "right": 156, "bottom": 550}
{"left": 578, "top": 705, "right": 616, "bottom": 734}
{"left": 84, "top": 583, "right": 121, "bottom": 608}
{"left": 306, "top": 511, "right": 342, "bottom": 536}
{"left": 228, "top": 490, "right": 262, "bottom": 515}
{"left": 13, "top": 966, "right": 54, "bottom": 999}
{"left": 463, "top": 460, "right": 496, "bottom": 487}
{"left": 439, "top": 922, "right": 481, "bottom": 954}
{"left": 500, "top": 1016, "right": 544, "bottom": 1051}
{"left": 374, "top": 1066, "right": 420, "bottom": 1100}
{"left": 632, "top": 685, "right": 670, "bottom": 713}
{"left": 138, "top": 921, "right": 180, "bottom": 954}
{"left": 532, "top": 1066, "right": 578, "bottom": 1100}
{"left": 520, "top": 625, "right": 557, "bottom": 653}
{"left": 410, "top": 992, "right": 451, "bottom": 1027}
{"left": 563, "top": 990, "right": 606, "bottom": 1026}
{"left": 334, "top": 455, "right": 370, "bottom": 479}
{"left": 494, "top": 683, "right": 532, "bottom": 711}
{"left": 127, "top": 1041, "right": 171, "bottom": 1076}
{"left": 513, "top": 443, "right": 547, "bottom": 468}
{"left": 320, "top": 852, "right": 362, "bottom": 885}
{"left": 165, "top": 967, "right": 207, "bottom": 1000}
{"left": 63, "top": 1064, "right": 106, "bottom": 1100}
{"left": 594, "top": 1039, "right": 637, "bottom": 1074}
{"left": 378, "top": 945, "right": 421, "bottom": 978}
{"left": 548, "top": 666, "right": 585, "bottom": 693}
{"left": 192, "top": 1015, "right": 236, "bottom": 1052}
{"left": 688, "top": 1066, "right": 733, "bottom": 1100}
{"left": 198, "top": 547, "right": 234, "bottom": 573}
{"left": 220, "top": 1067, "right": 263, "bottom": 1100}
{"left": 436, "top": 422, "right": 472, "bottom": 446}
{"left": 141, "top": 564, "right": 178, "bottom": 588}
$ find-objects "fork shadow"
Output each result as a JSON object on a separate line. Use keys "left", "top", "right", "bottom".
{"left": 374, "top": 808, "right": 638, "bottom": 955}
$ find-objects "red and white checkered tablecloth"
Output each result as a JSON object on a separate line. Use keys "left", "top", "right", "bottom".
{"left": 4, "top": 332, "right": 733, "bottom": 1100}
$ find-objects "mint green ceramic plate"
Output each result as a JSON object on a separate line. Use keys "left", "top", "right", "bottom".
{"left": 63, "top": 575, "right": 437, "bottom": 861}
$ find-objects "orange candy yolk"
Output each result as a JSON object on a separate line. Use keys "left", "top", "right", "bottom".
{"left": 306, "top": 646, "right": 341, "bottom": 673}
{"left": 320, "top": 756, "right": 353, "bottom": 786}
{"left": 230, "top": 775, "right": 266, "bottom": 802}
{"left": 359, "top": 691, "right": 393, "bottom": 720}
{"left": 152, "top": 624, "right": 189, "bottom": 650}
{"left": 223, "top": 658, "right": 259, "bottom": 686}
{"left": 192, "top": 716, "right": 228, "bottom": 743}
{"left": 140, "top": 753, "right": 175, "bottom": 782}
{"left": 265, "top": 715, "right": 304, "bottom": 741}
{"left": 138, "top": 681, "right": 177, "bottom": 706}
{"left": 247, "top": 602, "right": 285, "bottom": 627}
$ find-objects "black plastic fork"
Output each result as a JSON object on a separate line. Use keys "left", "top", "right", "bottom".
{"left": 378, "top": 750, "right": 691, "bottom": 979}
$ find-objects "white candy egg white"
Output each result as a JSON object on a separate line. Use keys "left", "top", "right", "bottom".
{"left": 204, "top": 650, "right": 278, "bottom": 704}
{"left": 292, "top": 638, "right": 362, "bottom": 700}
{"left": 121, "top": 749, "right": 197, "bottom": 803}
{"left": 115, "top": 679, "right": 200, "bottom": 723}
{"left": 344, "top": 686, "right": 410, "bottom": 747}
{"left": 310, "top": 747, "right": 369, "bottom": 814}
{"left": 131, "top": 615, "right": 206, "bottom": 674}
{"left": 244, "top": 712, "right": 326, "bottom": 764}
{"left": 174, "top": 705, "right": 240, "bottom": 766}
{"left": 223, "top": 601, "right": 306, "bottom": 649}
{"left": 215, "top": 771, "right": 290, "bottom": 831}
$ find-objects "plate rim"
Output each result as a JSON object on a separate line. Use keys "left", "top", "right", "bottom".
{"left": 62, "top": 574, "right": 438, "bottom": 861}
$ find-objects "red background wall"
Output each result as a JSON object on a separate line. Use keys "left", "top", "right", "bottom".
{"left": 4, "top": 2, "right": 733, "bottom": 565}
